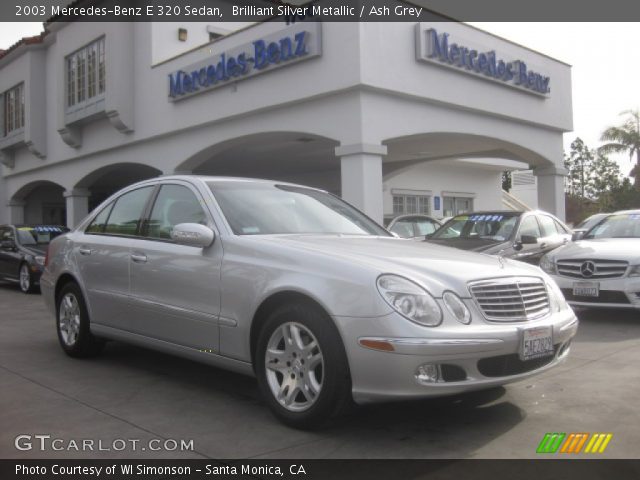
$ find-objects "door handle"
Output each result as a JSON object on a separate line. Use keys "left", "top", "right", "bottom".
{"left": 539, "top": 242, "right": 547, "bottom": 249}
{"left": 130, "top": 253, "right": 147, "bottom": 264}
{"left": 78, "top": 247, "right": 92, "bottom": 256}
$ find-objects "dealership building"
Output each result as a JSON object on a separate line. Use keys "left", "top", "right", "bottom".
{"left": 0, "top": 18, "right": 572, "bottom": 228}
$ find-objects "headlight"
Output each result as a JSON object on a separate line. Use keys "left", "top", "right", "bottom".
{"left": 629, "top": 265, "right": 640, "bottom": 277}
{"left": 34, "top": 256, "right": 46, "bottom": 266}
{"left": 442, "top": 291, "right": 472, "bottom": 324}
{"left": 540, "top": 255, "right": 556, "bottom": 274}
{"left": 546, "top": 280, "right": 569, "bottom": 313}
{"left": 377, "top": 275, "right": 442, "bottom": 327}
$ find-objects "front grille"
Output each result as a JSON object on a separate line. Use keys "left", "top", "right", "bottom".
{"left": 560, "top": 289, "right": 631, "bottom": 304}
{"left": 556, "top": 259, "right": 628, "bottom": 279}
{"left": 469, "top": 277, "right": 550, "bottom": 321}
{"left": 477, "top": 346, "right": 558, "bottom": 377}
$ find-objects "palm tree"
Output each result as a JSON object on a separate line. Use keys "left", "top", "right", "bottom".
{"left": 599, "top": 109, "right": 640, "bottom": 190}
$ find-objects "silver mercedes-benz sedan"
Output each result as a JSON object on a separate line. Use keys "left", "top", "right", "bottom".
{"left": 41, "top": 176, "right": 578, "bottom": 428}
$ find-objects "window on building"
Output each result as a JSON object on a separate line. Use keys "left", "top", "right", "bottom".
{"left": 66, "top": 37, "right": 105, "bottom": 108}
{"left": 392, "top": 194, "right": 431, "bottom": 215}
{"left": 3, "top": 83, "right": 25, "bottom": 136}
{"left": 442, "top": 196, "right": 473, "bottom": 217}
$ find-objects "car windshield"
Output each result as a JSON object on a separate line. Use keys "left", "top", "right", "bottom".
{"left": 584, "top": 213, "right": 640, "bottom": 239}
{"left": 16, "top": 226, "right": 67, "bottom": 245}
{"left": 431, "top": 213, "right": 519, "bottom": 241}
{"left": 576, "top": 214, "right": 607, "bottom": 230}
{"left": 208, "top": 181, "right": 389, "bottom": 236}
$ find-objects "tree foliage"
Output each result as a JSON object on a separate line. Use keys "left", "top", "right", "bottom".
{"left": 599, "top": 109, "right": 640, "bottom": 189}
{"left": 563, "top": 137, "right": 629, "bottom": 223}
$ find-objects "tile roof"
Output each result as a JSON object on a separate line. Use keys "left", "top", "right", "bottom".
{"left": 0, "top": 32, "right": 47, "bottom": 61}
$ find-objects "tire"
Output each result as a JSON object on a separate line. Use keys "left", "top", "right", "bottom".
{"left": 56, "top": 283, "right": 104, "bottom": 358}
{"left": 255, "top": 303, "right": 352, "bottom": 429}
{"left": 19, "top": 263, "right": 35, "bottom": 294}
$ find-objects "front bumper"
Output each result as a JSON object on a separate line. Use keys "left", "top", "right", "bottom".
{"left": 550, "top": 273, "right": 640, "bottom": 310}
{"left": 335, "top": 307, "right": 578, "bottom": 404}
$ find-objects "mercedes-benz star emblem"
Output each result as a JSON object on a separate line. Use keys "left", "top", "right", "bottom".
{"left": 580, "top": 261, "right": 596, "bottom": 278}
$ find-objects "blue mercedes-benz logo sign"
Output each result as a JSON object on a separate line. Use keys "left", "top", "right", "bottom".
{"left": 580, "top": 261, "right": 596, "bottom": 278}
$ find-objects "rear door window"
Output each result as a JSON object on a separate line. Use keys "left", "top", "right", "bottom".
{"left": 103, "top": 187, "right": 154, "bottom": 236}
{"left": 518, "top": 216, "right": 542, "bottom": 239}
{"left": 538, "top": 215, "right": 559, "bottom": 236}
{"left": 86, "top": 202, "right": 114, "bottom": 234}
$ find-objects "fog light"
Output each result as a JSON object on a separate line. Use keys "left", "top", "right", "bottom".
{"left": 415, "top": 363, "right": 440, "bottom": 384}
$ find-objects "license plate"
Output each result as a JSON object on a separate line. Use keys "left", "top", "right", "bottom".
{"left": 521, "top": 326, "right": 554, "bottom": 361}
{"left": 573, "top": 281, "right": 599, "bottom": 297}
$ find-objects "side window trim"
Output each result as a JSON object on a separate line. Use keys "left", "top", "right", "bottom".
{"left": 85, "top": 185, "right": 156, "bottom": 238}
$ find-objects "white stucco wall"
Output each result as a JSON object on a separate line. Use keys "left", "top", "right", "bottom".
{"left": 383, "top": 160, "right": 503, "bottom": 219}
{"left": 0, "top": 21, "right": 573, "bottom": 225}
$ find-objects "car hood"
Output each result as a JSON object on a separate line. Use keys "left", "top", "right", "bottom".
{"left": 258, "top": 235, "right": 545, "bottom": 296}
{"left": 548, "top": 238, "right": 640, "bottom": 263}
{"left": 426, "top": 237, "right": 506, "bottom": 252}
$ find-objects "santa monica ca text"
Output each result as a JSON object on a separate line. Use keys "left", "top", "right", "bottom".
{"left": 16, "top": 463, "right": 306, "bottom": 476}
{"left": 426, "top": 28, "right": 551, "bottom": 95}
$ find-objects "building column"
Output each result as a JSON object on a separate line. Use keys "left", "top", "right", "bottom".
{"left": 64, "top": 188, "right": 90, "bottom": 229}
{"left": 534, "top": 166, "right": 567, "bottom": 221}
{"left": 7, "top": 200, "right": 26, "bottom": 225}
{"left": 335, "top": 143, "right": 387, "bottom": 224}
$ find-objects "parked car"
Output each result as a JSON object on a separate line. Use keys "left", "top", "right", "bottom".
{"left": 0, "top": 224, "right": 68, "bottom": 293}
{"left": 540, "top": 210, "right": 640, "bottom": 310}
{"left": 41, "top": 177, "right": 577, "bottom": 428}
{"left": 387, "top": 214, "right": 442, "bottom": 239}
{"left": 571, "top": 213, "right": 609, "bottom": 241}
{"left": 425, "top": 211, "right": 572, "bottom": 265}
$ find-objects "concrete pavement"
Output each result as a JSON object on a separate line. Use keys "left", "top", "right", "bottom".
{"left": 0, "top": 283, "right": 638, "bottom": 459}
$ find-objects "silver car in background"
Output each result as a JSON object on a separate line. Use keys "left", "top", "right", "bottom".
{"left": 541, "top": 210, "right": 640, "bottom": 309}
{"left": 42, "top": 176, "right": 578, "bottom": 428}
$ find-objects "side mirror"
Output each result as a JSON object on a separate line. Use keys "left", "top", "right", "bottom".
{"left": 0, "top": 239, "right": 16, "bottom": 251}
{"left": 520, "top": 234, "right": 538, "bottom": 245}
{"left": 572, "top": 230, "right": 585, "bottom": 241}
{"left": 170, "top": 223, "right": 215, "bottom": 248}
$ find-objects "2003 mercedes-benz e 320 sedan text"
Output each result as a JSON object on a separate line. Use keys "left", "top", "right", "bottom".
{"left": 41, "top": 176, "right": 578, "bottom": 428}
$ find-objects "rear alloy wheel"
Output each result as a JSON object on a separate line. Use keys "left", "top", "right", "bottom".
{"left": 56, "top": 283, "right": 104, "bottom": 358}
{"left": 19, "top": 264, "right": 34, "bottom": 293}
{"left": 256, "top": 303, "right": 352, "bottom": 429}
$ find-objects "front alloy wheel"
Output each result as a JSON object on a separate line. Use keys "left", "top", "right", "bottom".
{"left": 256, "top": 303, "right": 352, "bottom": 429}
{"left": 19, "top": 264, "right": 34, "bottom": 293}
{"left": 265, "top": 322, "right": 324, "bottom": 412}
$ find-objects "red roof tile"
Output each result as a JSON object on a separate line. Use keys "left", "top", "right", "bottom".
{"left": 0, "top": 32, "right": 46, "bottom": 61}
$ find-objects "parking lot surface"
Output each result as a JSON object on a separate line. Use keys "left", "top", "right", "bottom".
{"left": 0, "top": 283, "right": 638, "bottom": 459}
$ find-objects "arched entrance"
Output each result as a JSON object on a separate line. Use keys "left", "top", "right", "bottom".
{"left": 176, "top": 132, "right": 341, "bottom": 194}
{"left": 9, "top": 181, "right": 66, "bottom": 226}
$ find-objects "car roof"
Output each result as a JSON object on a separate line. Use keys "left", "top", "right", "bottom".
{"left": 2, "top": 224, "right": 67, "bottom": 228}
{"left": 451, "top": 210, "right": 523, "bottom": 216}
{"left": 613, "top": 209, "right": 640, "bottom": 215}
{"left": 391, "top": 214, "right": 439, "bottom": 220}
